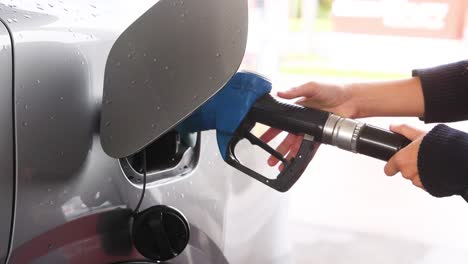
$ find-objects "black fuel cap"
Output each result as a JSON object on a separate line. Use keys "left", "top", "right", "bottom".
{"left": 132, "top": 205, "right": 190, "bottom": 261}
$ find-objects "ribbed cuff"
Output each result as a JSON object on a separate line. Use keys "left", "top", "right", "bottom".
{"left": 412, "top": 60, "right": 468, "bottom": 123}
{"left": 418, "top": 124, "right": 468, "bottom": 198}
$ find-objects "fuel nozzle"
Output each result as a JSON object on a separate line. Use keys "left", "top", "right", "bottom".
{"left": 179, "top": 72, "right": 411, "bottom": 192}
{"left": 321, "top": 114, "right": 412, "bottom": 161}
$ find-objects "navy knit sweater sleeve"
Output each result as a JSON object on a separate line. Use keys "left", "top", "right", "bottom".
{"left": 412, "top": 60, "right": 468, "bottom": 201}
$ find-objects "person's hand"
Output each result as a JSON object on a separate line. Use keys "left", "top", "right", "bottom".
{"left": 278, "top": 82, "right": 358, "bottom": 118}
{"left": 384, "top": 124, "right": 427, "bottom": 190}
{"left": 260, "top": 82, "right": 358, "bottom": 170}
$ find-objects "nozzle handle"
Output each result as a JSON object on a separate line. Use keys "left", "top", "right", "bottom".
{"left": 249, "top": 94, "right": 330, "bottom": 140}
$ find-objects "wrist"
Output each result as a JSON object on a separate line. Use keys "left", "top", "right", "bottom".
{"left": 346, "top": 82, "right": 368, "bottom": 118}
{"left": 346, "top": 77, "right": 424, "bottom": 118}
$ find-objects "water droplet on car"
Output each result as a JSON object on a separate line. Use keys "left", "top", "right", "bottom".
{"left": 22, "top": 122, "right": 27, "bottom": 127}
{"left": 48, "top": 244, "right": 53, "bottom": 249}
{"left": 12, "top": 18, "right": 18, "bottom": 23}
{"left": 24, "top": 14, "right": 31, "bottom": 19}
{"left": 48, "top": 3, "right": 54, "bottom": 8}
{"left": 36, "top": 80, "right": 40, "bottom": 84}
{"left": 116, "top": 61, "right": 121, "bottom": 67}
{"left": 105, "top": 121, "right": 111, "bottom": 127}
{"left": 105, "top": 99, "right": 112, "bottom": 105}
{"left": 180, "top": 193, "right": 185, "bottom": 199}
{"left": 151, "top": 124, "right": 156, "bottom": 128}
{"left": 95, "top": 192, "right": 100, "bottom": 200}
{"left": 153, "top": 58, "right": 157, "bottom": 63}
{"left": 131, "top": 80, "right": 136, "bottom": 85}
{"left": 90, "top": 4, "right": 96, "bottom": 8}
{"left": 164, "top": 66, "right": 169, "bottom": 70}
{"left": 128, "top": 52, "right": 137, "bottom": 60}
{"left": 216, "top": 52, "right": 221, "bottom": 57}
{"left": 49, "top": 115, "right": 55, "bottom": 120}
{"left": 60, "top": 96, "right": 64, "bottom": 100}
{"left": 166, "top": 192, "right": 170, "bottom": 197}
{"left": 24, "top": 105, "right": 28, "bottom": 110}
{"left": 6, "top": 18, "right": 12, "bottom": 23}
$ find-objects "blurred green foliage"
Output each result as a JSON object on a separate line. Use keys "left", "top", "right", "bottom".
{"left": 318, "top": 0, "right": 333, "bottom": 18}
{"left": 291, "top": 0, "right": 333, "bottom": 18}
{"left": 319, "top": 0, "right": 333, "bottom": 9}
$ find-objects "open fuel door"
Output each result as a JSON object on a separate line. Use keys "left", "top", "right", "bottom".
{"left": 0, "top": 20, "right": 13, "bottom": 262}
{"left": 101, "top": 0, "right": 248, "bottom": 158}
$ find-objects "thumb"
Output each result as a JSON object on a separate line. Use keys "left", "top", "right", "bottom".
{"left": 389, "top": 124, "right": 425, "bottom": 141}
{"left": 278, "top": 83, "right": 319, "bottom": 100}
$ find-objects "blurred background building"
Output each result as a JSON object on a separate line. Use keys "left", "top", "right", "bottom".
{"left": 239, "top": 0, "right": 468, "bottom": 263}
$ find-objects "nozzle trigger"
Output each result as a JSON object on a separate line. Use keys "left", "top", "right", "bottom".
{"left": 243, "top": 132, "right": 289, "bottom": 166}
{"left": 225, "top": 126, "right": 318, "bottom": 192}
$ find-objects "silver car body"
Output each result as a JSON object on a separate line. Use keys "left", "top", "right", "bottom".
{"left": 0, "top": 0, "right": 290, "bottom": 263}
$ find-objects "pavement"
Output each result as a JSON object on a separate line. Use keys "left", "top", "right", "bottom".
{"left": 290, "top": 221, "right": 468, "bottom": 264}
